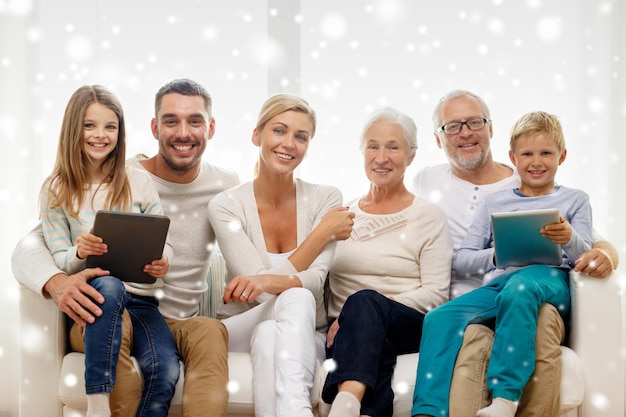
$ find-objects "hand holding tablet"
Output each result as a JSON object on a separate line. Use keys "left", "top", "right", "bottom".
{"left": 491, "top": 208, "right": 562, "bottom": 268}
{"left": 86, "top": 210, "right": 170, "bottom": 283}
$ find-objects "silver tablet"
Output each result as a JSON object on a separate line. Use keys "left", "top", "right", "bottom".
{"left": 491, "top": 208, "right": 562, "bottom": 268}
{"left": 86, "top": 210, "right": 170, "bottom": 283}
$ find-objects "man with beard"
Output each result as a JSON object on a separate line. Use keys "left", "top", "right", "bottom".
{"left": 13, "top": 79, "right": 239, "bottom": 417}
{"left": 411, "top": 89, "right": 618, "bottom": 417}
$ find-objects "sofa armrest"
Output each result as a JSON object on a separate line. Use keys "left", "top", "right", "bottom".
{"left": 569, "top": 271, "right": 624, "bottom": 417}
{"left": 18, "top": 284, "right": 66, "bottom": 417}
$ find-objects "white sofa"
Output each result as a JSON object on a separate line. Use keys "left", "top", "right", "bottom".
{"left": 18, "top": 252, "right": 624, "bottom": 417}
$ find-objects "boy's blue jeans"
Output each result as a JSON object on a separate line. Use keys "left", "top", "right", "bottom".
{"left": 83, "top": 276, "right": 180, "bottom": 417}
{"left": 411, "top": 265, "right": 570, "bottom": 417}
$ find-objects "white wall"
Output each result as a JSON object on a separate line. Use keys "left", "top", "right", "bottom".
{"left": 1, "top": 1, "right": 624, "bottom": 415}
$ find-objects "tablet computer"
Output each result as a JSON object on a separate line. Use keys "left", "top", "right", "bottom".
{"left": 86, "top": 210, "right": 170, "bottom": 284}
{"left": 491, "top": 208, "right": 562, "bottom": 268}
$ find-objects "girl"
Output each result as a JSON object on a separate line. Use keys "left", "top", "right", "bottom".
{"left": 39, "top": 85, "right": 178, "bottom": 417}
{"left": 208, "top": 93, "right": 354, "bottom": 417}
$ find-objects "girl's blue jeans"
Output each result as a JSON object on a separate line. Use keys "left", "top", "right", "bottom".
{"left": 83, "top": 276, "right": 180, "bottom": 417}
{"left": 411, "top": 265, "right": 570, "bottom": 417}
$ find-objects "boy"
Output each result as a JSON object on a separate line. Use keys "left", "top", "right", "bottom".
{"left": 412, "top": 110, "right": 592, "bottom": 417}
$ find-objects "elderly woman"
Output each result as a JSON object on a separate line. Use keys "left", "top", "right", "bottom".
{"left": 322, "top": 107, "right": 453, "bottom": 417}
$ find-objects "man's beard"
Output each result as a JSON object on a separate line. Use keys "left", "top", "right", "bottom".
{"left": 159, "top": 140, "right": 205, "bottom": 173}
{"left": 445, "top": 146, "right": 489, "bottom": 171}
{"left": 162, "top": 151, "right": 201, "bottom": 173}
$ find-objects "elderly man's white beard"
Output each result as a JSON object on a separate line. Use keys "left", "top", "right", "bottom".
{"left": 444, "top": 145, "right": 491, "bottom": 172}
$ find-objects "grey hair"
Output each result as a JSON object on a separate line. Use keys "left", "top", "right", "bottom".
{"left": 359, "top": 106, "right": 418, "bottom": 151}
{"left": 432, "top": 89, "right": 491, "bottom": 132}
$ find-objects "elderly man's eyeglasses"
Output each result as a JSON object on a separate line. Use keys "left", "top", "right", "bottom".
{"left": 437, "top": 118, "right": 490, "bottom": 135}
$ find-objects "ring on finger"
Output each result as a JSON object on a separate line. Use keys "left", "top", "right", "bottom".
{"left": 241, "top": 292, "right": 249, "bottom": 299}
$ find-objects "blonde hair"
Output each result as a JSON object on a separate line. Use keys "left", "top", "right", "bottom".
{"left": 253, "top": 94, "right": 317, "bottom": 176}
{"left": 510, "top": 110, "right": 565, "bottom": 152}
{"left": 255, "top": 93, "right": 317, "bottom": 137}
{"left": 42, "top": 85, "right": 131, "bottom": 220}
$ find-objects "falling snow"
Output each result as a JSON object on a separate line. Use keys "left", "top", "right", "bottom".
{"left": 1, "top": 1, "right": 625, "bottom": 416}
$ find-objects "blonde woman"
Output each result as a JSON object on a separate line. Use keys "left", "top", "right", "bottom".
{"left": 208, "top": 93, "right": 354, "bottom": 417}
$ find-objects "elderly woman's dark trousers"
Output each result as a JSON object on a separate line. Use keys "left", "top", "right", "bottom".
{"left": 322, "top": 289, "right": 425, "bottom": 417}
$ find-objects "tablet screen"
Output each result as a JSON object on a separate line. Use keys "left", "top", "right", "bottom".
{"left": 491, "top": 208, "right": 562, "bottom": 268}
{"left": 86, "top": 210, "right": 170, "bottom": 283}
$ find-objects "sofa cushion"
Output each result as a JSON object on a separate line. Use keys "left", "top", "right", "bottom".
{"left": 58, "top": 352, "right": 92, "bottom": 409}
{"left": 559, "top": 346, "right": 585, "bottom": 409}
{"left": 316, "top": 347, "right": 584, "bottom": 415}
{"left": 57, "top": 352, "right": 186, "bottom": 411}
{"left": 58, "top": 352, "right": 321, "bottom": 415}
{"left": 224, "top": 352, "right": 254, "bottom": 415}
{"left": 59, "top": 346, "right": 584, "bottom": 415}
{"left": 315, "top": 353, "right": 425, "bottom": 416}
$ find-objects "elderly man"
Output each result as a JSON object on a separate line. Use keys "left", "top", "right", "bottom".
{"left": 411, "top": 89, "right": 617, "bottom": 417}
